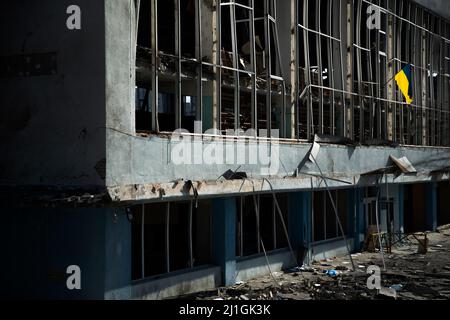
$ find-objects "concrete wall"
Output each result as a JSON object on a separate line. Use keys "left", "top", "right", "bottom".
{"left": 235, "top": 250, "right": 295, "bottom": 283}
{"left": 131, "top": 266, "right": 221, "bottom": 300}
{"left": 0, "top": 0, "right": 106, "bottom": 188}
{"left": 310, "top": 238, "right": 355, "bottom": 262}
{"left": 1, "top": 207, "right": 131, "bottom": 299}
{"left": 104, "top": 208, "right": 132, "bottom": 300}
{"left": 106, "top": 133, "right": 450, "bottom": 190}
{"left": 105, "top": 0, "right": 136, "bottom": 188}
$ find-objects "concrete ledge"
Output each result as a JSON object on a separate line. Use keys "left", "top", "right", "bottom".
{"left": 310, "top": 238, "right": 355, "bottom": 262}
{"left": 235, "top": 249, "right": 296, "bottom": 282}
{"left": 107, "top": 130, "right": 450, "bottom": 195}
{"left": 131, "top": 266, "right": 221, "bottom": 300}
{"left": 105, "top": 286, "right": 132, "bottom": 300}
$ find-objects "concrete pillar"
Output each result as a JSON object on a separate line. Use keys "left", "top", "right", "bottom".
{"left": 212, "top": 197, "right": 236, "bottom": 286}
{"left": 397, "top": 185, "right": 405, "bottom": 234}
{"left": 353, "top": 188, "right": 365, "bottom": 251}
{"left": 426, "top": 182, "right": 438, "bottom": 231}
{"left": 347, "top": 189, "right": 355, "bottom": 238}
{"left": 104, "top": 208, "right": 131, "bottom": 300}
{"left": 288, "top": 192, "right": 312, "bottom": 261}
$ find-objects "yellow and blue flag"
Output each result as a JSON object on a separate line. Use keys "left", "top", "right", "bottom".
{"left": 395, "top": 64, "right": 413, "bottom": 104}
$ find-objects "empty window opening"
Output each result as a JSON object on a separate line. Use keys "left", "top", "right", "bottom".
{"left": 131, "top": 200, "right": 212, "bottom": 281}
{"left": 134, "top": 0, "right": 450, "bottom": 145}
{"left": 437, "top": 182, "right": 450, "bottom": 227}
{"left": 236, "top": 193, "right": 289, "bottom": 258}
{"left": 297, "top": 0, "right": 450, "bottom": 146}
{"left": 312, "top": 189, "right": 348, "bottom": 242}
{"left": 403, "top": 184, "right": 427, "bottom": 233}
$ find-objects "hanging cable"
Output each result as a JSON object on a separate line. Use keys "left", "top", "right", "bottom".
{"left": 263, "top": 178, "right": 300, "bottom": 269}
{"left": 308, "top": 153, "right": 356, "bottom": 271}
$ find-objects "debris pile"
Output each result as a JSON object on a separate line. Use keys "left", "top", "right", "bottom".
{"left": 180, "top": 226, "right": 450, "bottom": 300}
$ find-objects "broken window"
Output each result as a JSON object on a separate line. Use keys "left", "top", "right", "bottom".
{"left": 296, "top": 0, "right": 450, "bottom": 146}
{"left": 134, "top": 0, "right": 450, "bottom": 146}
{"left": 438, "top": 181, "right": 450, "bottom": 227}
{"left": 131, "top": 200, "right": 212, "bottom": 281}
{"left": 134, "top": 0, "right": 288, "bottom": 137}
{"left": 135, "top": 0, "right": 153, "bottom": 132}
{"left": 236, "top": 193, "right": 289, "bottom": 257}
{"left": 403, "top": 184, "right": 427, "bottom": 233}
{"left": 297, "top": 0, "right": 347, "bottom": 140}
{"left": 312, "top": 189, "right": 348, "bottom": 242}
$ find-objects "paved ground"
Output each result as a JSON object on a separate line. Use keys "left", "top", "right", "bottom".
{"left": 183, "top": 225, "right": 450, "bottom": 300}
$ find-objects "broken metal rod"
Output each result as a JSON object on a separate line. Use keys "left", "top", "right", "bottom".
{"left": 309, "top": 153, "right": 356, "bottom": 271}
{"left": 263, "top": 178, "right": 300, "bottom": 269}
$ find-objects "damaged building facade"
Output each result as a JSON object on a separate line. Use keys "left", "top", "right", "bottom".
{"left": 1, "top": 0, "right": 450, "bottom": 299}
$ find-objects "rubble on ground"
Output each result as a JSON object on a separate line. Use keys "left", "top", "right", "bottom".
{"left": 180, "top": 226, "right": 450, "bottom": 300}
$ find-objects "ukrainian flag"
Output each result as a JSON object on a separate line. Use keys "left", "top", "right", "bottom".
{"left": 395, "top": 64, "right": 413, "bottom": 104}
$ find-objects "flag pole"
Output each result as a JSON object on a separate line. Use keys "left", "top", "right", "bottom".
{"left": 381, "top": 74, "right": 396, "bottom": 88}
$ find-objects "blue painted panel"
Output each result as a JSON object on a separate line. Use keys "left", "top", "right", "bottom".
{"left": 212, "top": 198, "right": 236, "bottom": 286}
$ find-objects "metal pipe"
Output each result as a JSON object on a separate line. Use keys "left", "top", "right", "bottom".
{"left": 141, "top": 204, "right": 145, "bottom": 279}
{"left": 166, "top": 202, "right": 170, "bottom": 273}
{"left": 175, "top": 0, "right": 182, "bottom": 129}
{"left": 189, "top": 200, "right": 194, "bottom": 268}
{"left": 230, "top": 0, "right": 240, "bottom": 130}
{"left": 151, "top": 0, "right": 159, "bottom": 132}
{"left": 249, "top": 0, "right": 258, "bottom": 135}
{"left": 196, "top": 0, "right": 203, "bottom": 125}
{"left": 264, "top": 0, "right": 272, "bottom": 135}
{"left": 308, "top": 153, "right": 356, "bottom": 271}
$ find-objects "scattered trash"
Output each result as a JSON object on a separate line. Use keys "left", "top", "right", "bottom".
{"left": 377, "top": 287, "right": 397, "bottom": 300}
{"left": 390, "top": 284, "right": 403, "bottom": 292}
{"left": 335, "top": 265, "right": 348, "bottom": 271}
{"left": 299, "top": 265, "right": 315, "bottom": 272}
{"left": 324, "top": 270, "right": 339, "bottom": 277}
{"left": 287, "top": 267, "right": 301, "bottom": 273}
{"left": 437, "top": 224, "right": 450, "bottom": 232}
{"left": 417, "top": 237, "right": 429, "bottom": 254}
{"left": 180, "top": 226, "right": 450, "bottom": 301}
{"left": 435, "top": 244, "right": 443, "bottom": 248}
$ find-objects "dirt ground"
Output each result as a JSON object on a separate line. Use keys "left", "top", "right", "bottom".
{"left": 182, "top": 225, "right": 450, "bottom": 300}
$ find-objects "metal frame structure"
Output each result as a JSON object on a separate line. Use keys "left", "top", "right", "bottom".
{"left": 135, "top": 0, "right": 450, "bottom": 146}
{"left": 296, "top": 0, "right": 450, "bottom": 146}
{"left": 136, "top": 0, "right": 287, "bottom": 138}
{"left": 312, "top": 189, "right": 347, "bottom": 242}
{"left": 136, "top": 201, "right": 199, "bottom": 281}
{"left": 236, "top": 194, "right": 288, "bottom": 258}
